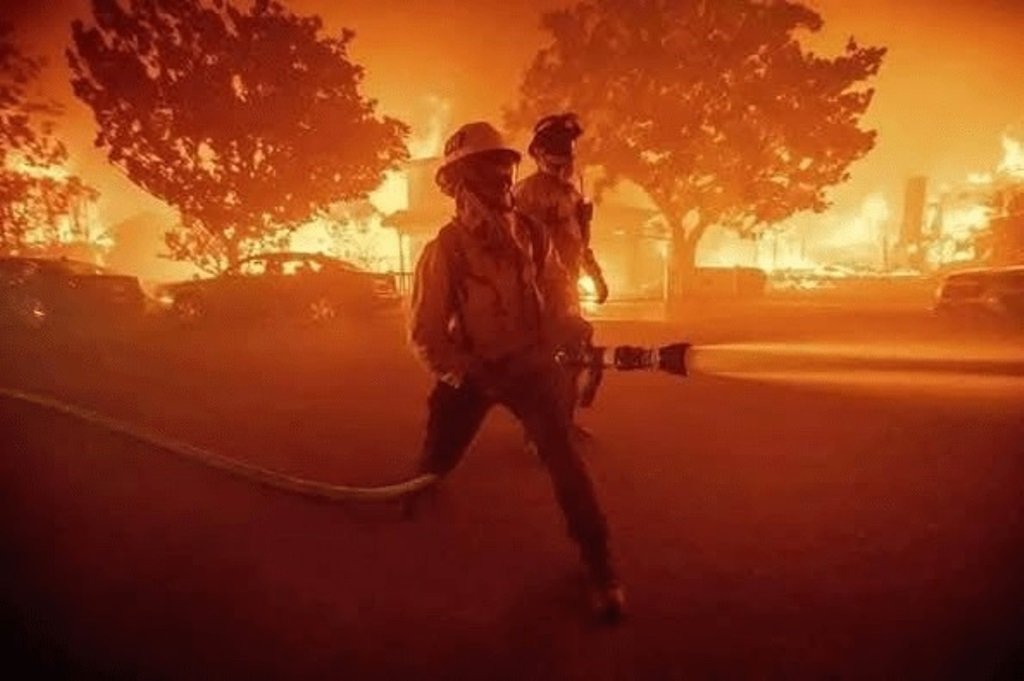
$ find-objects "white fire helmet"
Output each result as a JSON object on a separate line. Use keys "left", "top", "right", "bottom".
{"left": 435, "top": 122, "right": 521, "bottom": 196}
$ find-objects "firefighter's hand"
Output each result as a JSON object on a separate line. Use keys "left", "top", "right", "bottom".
{"left": 593, "top": 274, "right": 609, "bottom": 304}
{"left": 549, "top": 315, "right": 593, "bottom": 349}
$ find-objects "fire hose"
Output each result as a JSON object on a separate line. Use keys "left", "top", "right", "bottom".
{"left": 0, "top": 343, "right": 691, "bottom": 504}
{"left": 0, "top": 386, "right": 439, "bottom": 503}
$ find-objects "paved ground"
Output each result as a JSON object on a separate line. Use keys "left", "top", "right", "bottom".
{"left": 1, "top": 304, "right": 1022, "bottom": 679}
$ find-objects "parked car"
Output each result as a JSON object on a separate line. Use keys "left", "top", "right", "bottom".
{"left": 676, "top": 267, "right": 768, "bottom": 299}
{"left": 933, "top": 265, "right": 1024, "bottom": 321}
{"left": 157, "top": 252, "right": 400, "bottom": 325}
{"left": 0, "top": 256, "right": 146, "bottom": 330}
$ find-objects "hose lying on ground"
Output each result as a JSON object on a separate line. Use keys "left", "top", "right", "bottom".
{"left": 0, "top": 387, "right": 438, "bottom": 503}
{"left": 0, "top": 343, "right": 694, "bottom": 502}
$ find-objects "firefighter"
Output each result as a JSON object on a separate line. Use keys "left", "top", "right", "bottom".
{"left": 408, "top": 121, "right": 625, "bottom": 622}
{"left": 514, "top": 113, "right": 609, "bottom": 432}
{"left": 514, "top": 113, "right": 608, "bottom": 308}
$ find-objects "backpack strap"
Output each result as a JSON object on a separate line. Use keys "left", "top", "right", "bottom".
{"left": 436, "top": 221, "right": 467, "bottom": 298}
{"left": 435, "top": 221, "right": 472, "bottom": 351}
{"left": 514, "top": 210, "right": 549, "bottom": 276}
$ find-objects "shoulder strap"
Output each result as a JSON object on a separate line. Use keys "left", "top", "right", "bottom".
{"left": 435, "top": 221, "right": 472, "bottom": 349}
{"left": 436, "top": 221, "right": 468, "bottom": 292}
{"left": 514, "top": 210, "right": 548, "bottom": 275}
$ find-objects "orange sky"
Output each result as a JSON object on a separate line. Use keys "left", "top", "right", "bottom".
{"left": 5, "top": 0, "right": 1024, "bottom": 236}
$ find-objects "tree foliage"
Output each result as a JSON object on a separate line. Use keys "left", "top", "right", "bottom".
{"left": 511, "top": 0, "right": 886, "bottom": 278}
{"left": 0, "top": 23, "right": 98, "bottom": 255}
{"left": 69, "top": 0, "right": 409, "bottom": 272}
{"left": 327, "top": 200, "right": 392, "bottom": 272}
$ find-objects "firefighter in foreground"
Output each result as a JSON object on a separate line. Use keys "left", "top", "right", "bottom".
{"left": 514, "top": 113, "right": 609, "bottom": 430}
{"left": 408, "top": 121, "right": 625, "bottom": 622}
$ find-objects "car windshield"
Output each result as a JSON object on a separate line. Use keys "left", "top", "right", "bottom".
{"left": 237, "top": 259, "right": 269, "bottom": 276}
{"left": 232, "top": 254, "right": 362, "bottom": 277}
{"left": 282, "top": 259, "right": 324, "bottom": 276}
{"left": 54, "top": 259, "right": 110, "bottom": 276}
{"left": 994, "top": 271, "right": 1024, "bottom": 287}
{"left": 6, "top": 259, "right": 110, "bottom": 276}
{"left": 330, "top": 260, "right": 365, "bottom": 273}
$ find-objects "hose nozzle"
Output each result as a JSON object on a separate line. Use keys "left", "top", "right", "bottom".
{"left": 557, "top": 342, "right": 691, "bottom": 377}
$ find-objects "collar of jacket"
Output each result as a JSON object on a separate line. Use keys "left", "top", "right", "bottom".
{"left": 537, "top": 159, "right": 575, "bottom": 182}
{"left": 455, "top": 190, "right": 522, "bottom": 255}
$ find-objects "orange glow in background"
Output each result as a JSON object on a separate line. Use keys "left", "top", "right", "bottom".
{"left": 4, "top": 0, "right": 1023, "bottom": 281}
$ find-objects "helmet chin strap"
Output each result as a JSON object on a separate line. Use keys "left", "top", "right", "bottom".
{"left": 459, "top": 183, "right": 513, "bottom": 212}
{"left": 455, "top": 166, "right": 515, "bottom": 212}
{"left": 456, "top": 183, "right": 512, "bottom": 224}
{"left": 538, "top": 153, "right": 575, "bottom": 180}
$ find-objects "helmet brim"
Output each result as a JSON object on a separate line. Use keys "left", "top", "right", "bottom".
{"left": 436, "top": 148, "right": 521, "bottom": 195}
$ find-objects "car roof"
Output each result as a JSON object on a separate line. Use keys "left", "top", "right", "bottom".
{"left": 946, "top": 264, "right": 1024, "bottom": 278}
{"left": 241, "top": 252, "right": 331, "bottom": 261}
{"left": 237, "top": 252, "right": 363, "bottom": 270}
{"left": 0, "top": 256, "right": 100, "bottom": 268}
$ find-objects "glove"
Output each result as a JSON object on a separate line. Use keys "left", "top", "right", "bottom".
{"left": 593, "top": 273, "right": 609, "bottom": 304}
{"left": 549, "top": 315, "right": 593, "bottom": 349}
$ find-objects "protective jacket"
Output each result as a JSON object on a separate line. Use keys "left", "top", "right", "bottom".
{"left": 409, "top": 198, "right": 574, "bottom": 385}
{"left": 514, "top": 171, "right": 604, "bottom": 297}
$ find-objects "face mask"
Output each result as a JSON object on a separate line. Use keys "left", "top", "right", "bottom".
{"left": 538, "top": 151, "right": 574, "bottom": 178}
{"left": 461, "top": 154, "right": 517, "bottom": 210}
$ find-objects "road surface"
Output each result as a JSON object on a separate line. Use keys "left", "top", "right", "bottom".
{"left": 1, "top": 307, "right": 1022, "bottom": 679}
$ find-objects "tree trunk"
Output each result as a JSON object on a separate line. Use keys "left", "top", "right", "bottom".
{"left": 666, "top": 224, "right": 704, "bottom": 302}
{"left": 224, "top": 237, "right": 241, "bottom": 272}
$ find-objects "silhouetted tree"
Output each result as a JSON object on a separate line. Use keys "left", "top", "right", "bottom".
{"left": 511, "top": 0, "right": 885, "bottom": 294}
{"left": 69, "top": 0, "right": 409, "bottom": 272}
{"left": 0, "top": 22, "right": 98, "bottom": 255}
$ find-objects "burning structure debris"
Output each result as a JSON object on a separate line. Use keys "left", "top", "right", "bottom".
{"left": 899, "top": 134, "right": 1024, "bottom": 272}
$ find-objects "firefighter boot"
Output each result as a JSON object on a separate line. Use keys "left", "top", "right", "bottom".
{"left": 585, "top": 559, "right": 626, "bottom": 624}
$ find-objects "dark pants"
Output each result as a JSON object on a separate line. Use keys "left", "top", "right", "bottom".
{"left": 419, "top": 358, "right": 613, "bottom": 579}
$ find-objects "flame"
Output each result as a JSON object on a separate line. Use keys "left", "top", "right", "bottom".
{"left": 578, "top": 274, "right": 598, "bottom": 298}
{"left": 699, "top": 194, "right": 891, "bottom": 274}
{"left": 409, "top": 95, "right": 452, "bottom": 160}
{"left": 11, "top": 160, "right": 70, "bottom": 181}
{"left": 699, "top": 130, "right": 1022, "bottom": 275}
{"left": 924, "top": 131, "right": 1024, "bottom": 267}
{"left": 289, "top": 220, "right": 336, "bottom": 254}
{"left": 290, "top": 214, "right": 403, "bottom": 273}
{"left": 998, "top": 134, "right": 1024, "bottom": 179}
{"left": 5, "top": 156, "right": 110, "bottom": 256}
{"left": 309, "top": 95, "right": 450, "bottom": 273}
{"left": 577, "top": 274, "right": 602, "bottom": 313}
{"left": 288, "top": 98, "right": 451, "bottom": 268}
{"left": 369, "top": 171, "right": 409, "bottom": 215}
{"left": 928, "top": 197, "right": 993, "bottom": 265}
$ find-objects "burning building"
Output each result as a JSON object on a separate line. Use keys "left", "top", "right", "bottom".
{"left": 906, "top": 134, "right": 1024, "bottom": 271}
